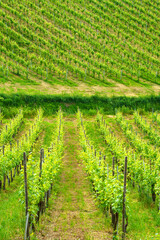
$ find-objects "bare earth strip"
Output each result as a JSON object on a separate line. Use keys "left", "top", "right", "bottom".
{"left": 36, "top": 119, "right": 112, "bottom": 240}
{"left": 1, "top": 80, "right": 160, "bottom": 97}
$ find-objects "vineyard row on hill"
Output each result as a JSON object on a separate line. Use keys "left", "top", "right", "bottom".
{"left": 0, "top": 0, "right": 160, "bottom": 86}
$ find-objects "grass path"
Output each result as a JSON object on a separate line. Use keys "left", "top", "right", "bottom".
{"left": 0, "top": 176, "right": 25, "bottom": 240}
{"left": 35, "top": 119, "right": 112, "bottom": 240}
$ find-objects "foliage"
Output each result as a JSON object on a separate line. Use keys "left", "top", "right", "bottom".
{"left": 19, "top": 109, "right": 63, "bottom": 223}
{"left": 0, "top": 109, "right": 43, "bottom": 181}
{"left": 134, "top": 111, "right": 160, "bottom": 146}
{"left": 1, "top": 93, "right": 160, "bottom": 117}
{"left": 77, "top": 109, "right": 129, "bottom": 235}
{"left": 115, "top": 111, "right": 160, "bottom": 203}
{"left": 0, "top": 0, "right": 160, "bottom": 87}
{"left": 0, "top": 109, "right": 23, "bottom": 144}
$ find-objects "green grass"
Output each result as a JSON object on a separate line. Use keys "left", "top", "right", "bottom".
{"left": 42, "top": 120, "right": 56, "bottom": 147}
{"left": 126, "top": 186, "right": 160, "bottom": 240}
{"left": 0, "top": 176, "right": 25, "bottom": 240}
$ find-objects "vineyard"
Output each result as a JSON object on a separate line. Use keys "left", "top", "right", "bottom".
{"left": 0, "top": 0, "right": 160, "bottom": 239}
{"left": 0, "top": 107, "right": 160, "bottom": 239}
{"left": 0, "top": 0, "right": 160, "bottom": 96}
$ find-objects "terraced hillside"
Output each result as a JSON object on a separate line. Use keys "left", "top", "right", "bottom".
{"left": 0, "top": 0, "right": 160, "bottom": 96}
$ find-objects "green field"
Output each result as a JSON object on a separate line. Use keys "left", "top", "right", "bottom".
{"left": 0, "top": 0, "right": 160, "bottom": 239}
{"left": 0, "top": 0, "right": 160, "bottom": 96}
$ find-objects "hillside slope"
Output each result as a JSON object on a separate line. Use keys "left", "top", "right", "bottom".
{"left": 0, "top": 0, "right": 160, "bottom": 96}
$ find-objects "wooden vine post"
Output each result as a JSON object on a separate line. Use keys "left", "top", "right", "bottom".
{"left": 112, "top": 156, "right": 115, "bottom": 176}
{"left": 3, "top": 145, "right": 6, "bottom": 190}
{"left": 2, "top": 145, "right": 5, "bottom": 155}
{"left": 99, "top": 151, "right": 101, "bottom": 166}
{"left": 23, "top": 152, "right": 30, "bottom": 240}
{"left": 111, "top": 157, "right": 118, "bottom": 236}
{"left": 39, "top": 149, "right": 45, "bottom": 214}
{"left": 122, "top": 156, "right": 128, "bottom": 240}
{"left": 0, "top": 146, "right": 2, "bottom": 189}
{"left": 10, "top": 142, "right": 13, "bottom": 182}
{"left": 37, "top": 149, "right": 44, "bottom": 223}
{"left": 103, "top": 155, "right": 106, "bottom": 175}
{"left": 39, "top": 148, "right": 44, "bottom": 178}
{"left": 0, "top": 108, "right": 2, "bottom": 125}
